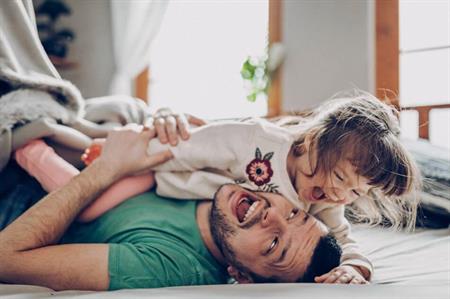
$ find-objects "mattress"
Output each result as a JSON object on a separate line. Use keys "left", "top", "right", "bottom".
{"left": 1, "top": 226, "right": 449, "bottom": 298}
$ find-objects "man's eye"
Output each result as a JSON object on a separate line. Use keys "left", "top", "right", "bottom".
{"left": 288, "top": 208, "right": 299, "bottom": 220}
{"left": 352, "top": 190, "right": 361, "bottom": 196}
{"left": 268, "top": 237, "right": 278, "bottom": 253}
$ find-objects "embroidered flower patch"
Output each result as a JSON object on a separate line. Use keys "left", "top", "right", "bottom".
{"left": 246, "top": 147, "right": 274, "bottom": 186}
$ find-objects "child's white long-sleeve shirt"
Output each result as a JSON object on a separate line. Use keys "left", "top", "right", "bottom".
{"left": 148, "top": 118, "right": 373, "bottom": 277}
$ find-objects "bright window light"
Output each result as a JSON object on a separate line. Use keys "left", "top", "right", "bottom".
{"left": 399, "top": 0, "right": 450, "bottom": 148}
{"left": 149, "top": 1, "right": 268, "bottom": 120}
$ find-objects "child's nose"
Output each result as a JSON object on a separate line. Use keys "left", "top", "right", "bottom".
{"left": 325, "top": 187, "right": 345, "bottom": 202}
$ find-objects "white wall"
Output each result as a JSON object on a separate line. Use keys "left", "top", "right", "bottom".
{"left": 281, "top": 0, "right": 375, "bottom": 112}
{"left": 57, "top": 0, "right": 114, "bottom": 98}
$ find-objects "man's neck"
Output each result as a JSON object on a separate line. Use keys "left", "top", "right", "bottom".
{"left": 196, "top": 201, "right": 226, "bottom": 266}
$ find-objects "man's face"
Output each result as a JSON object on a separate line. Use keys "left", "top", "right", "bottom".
{"left": 210, "top": 184, "right": 328, "bottom": 282}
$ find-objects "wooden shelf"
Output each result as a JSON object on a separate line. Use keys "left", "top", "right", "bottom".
{"left": 49, "top": 55, "right": 78, "bottom": 70}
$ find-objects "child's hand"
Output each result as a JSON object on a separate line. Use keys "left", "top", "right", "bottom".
{"left": 314, "top": 265, "right": 368, "bottom": 284}
{"left": 151, "top": 108, "right": 206, "bottom": 146}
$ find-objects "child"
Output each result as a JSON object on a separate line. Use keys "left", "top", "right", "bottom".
{"left": 15, "top": 92, "right": 421, "bottom": 284}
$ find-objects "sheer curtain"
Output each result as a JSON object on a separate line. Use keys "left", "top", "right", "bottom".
{"left": 109, "top": 0, "right": 168, "bottom": 95}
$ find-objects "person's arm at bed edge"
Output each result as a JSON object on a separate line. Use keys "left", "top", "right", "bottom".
{"left": 313, "top": 205, "right": 372, "bottom": 284}
{"left": 0, "top": 127, "right": 172, "bottom": 290}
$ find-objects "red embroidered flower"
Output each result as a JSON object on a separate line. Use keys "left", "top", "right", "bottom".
{"left": 246, "top": 159, "right": 273, "bottom": 186}
{"left": 246, "top": 147, "right": 274, "bottom": 186}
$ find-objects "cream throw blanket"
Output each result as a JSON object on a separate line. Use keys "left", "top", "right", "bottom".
{"left": 0, "top": 0, "right": 150, "bottom": 171}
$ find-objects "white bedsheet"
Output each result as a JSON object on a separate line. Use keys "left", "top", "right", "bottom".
{"left": 1, "top": 226, "right": 449, "bottom": 299}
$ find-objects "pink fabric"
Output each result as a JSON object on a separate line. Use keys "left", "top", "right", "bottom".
{"left": 14, "top": 139, "right": 154, "bottom": 222}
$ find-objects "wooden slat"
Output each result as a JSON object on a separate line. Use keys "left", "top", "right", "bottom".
{"left": 268, "top": 0, "right": 282, "bottom": 117}
{"left": 135, "top": 67, "right": 149, "bottom": 103}
{"left": 375, "top": 0, "right": 399, "bottom": 109}
{"left": 402, "top": 104, "right": 450, "bottom": 140}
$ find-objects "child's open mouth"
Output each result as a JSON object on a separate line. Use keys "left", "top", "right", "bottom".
{"left": 311, "top": 186, "right": 327, "bottom": 201}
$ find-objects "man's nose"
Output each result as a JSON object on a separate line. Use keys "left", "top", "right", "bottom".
{"left": 324, "top": 187, "right": 345, "bottom": 202}
{"left": 261, "top": 207, "right": 287, "bottom": 230}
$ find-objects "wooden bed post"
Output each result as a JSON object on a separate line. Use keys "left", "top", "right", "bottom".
{"left": 375, "top": 0, "right": 399, "bottom": 109}
{"left": 268, "top": 0, "right": 282, "bottom": 117}
{"left": 135, "top": 67, "right": 149, "bottom": 103}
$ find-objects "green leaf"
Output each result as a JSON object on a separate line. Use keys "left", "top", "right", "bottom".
{"left": 263, "top": 152, "right": 274, "bottom": 161}
{"left": 255, "top": 147, "right": 262, "bottom": 159}
{"left": 247, "top": 92, "right": 257, "bottom": 102}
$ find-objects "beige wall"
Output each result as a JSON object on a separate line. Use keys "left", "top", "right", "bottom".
{"left": 37, "top": 0, "right": 115, "bottom": 98}
{"left": 281, "top": 0, "right": 375, "bottom": 112}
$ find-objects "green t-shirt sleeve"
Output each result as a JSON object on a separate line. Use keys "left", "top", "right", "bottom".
{"left": 108, "top": 242, "right": 202, "bottom": 290}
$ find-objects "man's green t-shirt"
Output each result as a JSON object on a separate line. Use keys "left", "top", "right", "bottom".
{"left": 61, "top": 192, "right": 228, "bottom": 290}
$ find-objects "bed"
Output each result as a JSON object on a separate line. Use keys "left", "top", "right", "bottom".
{"left": 1, "top": 105, "right": 449, "bottom": 299}
{"left": 1, "top": 135, "right": 449, "bottom": 298}
{"left": 0, "top": 226, "right": 448, "bottom": 298}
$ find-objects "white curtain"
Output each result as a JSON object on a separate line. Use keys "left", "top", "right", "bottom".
{"left": 109, "top": 0, "right": 168, "bottom": 95}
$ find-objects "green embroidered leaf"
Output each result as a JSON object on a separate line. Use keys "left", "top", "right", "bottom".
{"left": 263, "top": 152, "right": 274, "bottom": 161}
{"left": 262, "top": 183, "right": 279, "bottom": 193}
{"left": 255, "top": 147, "right": 262, "bottom": 160}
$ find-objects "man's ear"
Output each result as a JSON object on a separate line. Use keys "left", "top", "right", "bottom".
{"left": 227, "top": 266, "right": 253, "bottom": 284}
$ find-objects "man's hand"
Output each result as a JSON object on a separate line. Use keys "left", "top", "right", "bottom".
{"left": 314, "top": 265, "right": 369, "bottom": 284}
{"left": 150, "top": 108, "right": 206, "bottom": 146}
{"left": 96, "top": 124, "right": 173, "bottom": 179}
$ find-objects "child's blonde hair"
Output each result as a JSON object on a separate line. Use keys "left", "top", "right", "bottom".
{"left": 282, "top": 91, "right": 421, "bottom": 230}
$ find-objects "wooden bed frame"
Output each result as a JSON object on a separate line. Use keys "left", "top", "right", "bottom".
{"left": 402, "top": 104, "right": 450, "bottom": 140}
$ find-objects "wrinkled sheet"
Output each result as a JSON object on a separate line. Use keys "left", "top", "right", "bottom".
{"left": 1, "top": 226, "right": 449, "bottom": 299}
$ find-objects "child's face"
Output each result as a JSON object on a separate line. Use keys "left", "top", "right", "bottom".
{"left": 287, "top": 146, "right": 372, "bottom": 205}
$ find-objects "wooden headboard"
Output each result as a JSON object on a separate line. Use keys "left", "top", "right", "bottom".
{"left": 402, "top": 104, "right": 450, "bottom": 140}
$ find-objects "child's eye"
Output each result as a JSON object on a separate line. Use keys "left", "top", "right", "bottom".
{"left": 334, "top": 171, "right": 344, "bottom": 181}
{"left": 352, "top": 190, "right": 361, "bottom": 196}
{"left": 288, "top": 208, "right": 298, "bottom": 220}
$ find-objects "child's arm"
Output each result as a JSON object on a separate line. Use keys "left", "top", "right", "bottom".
{"left": 311, "top": 205, "right": 373, "bottom": 284}
{"left": 14, "top": 139, "right": 155, "bottom": 222}
{"left": 147, "top": 121, "right": 257, "bottom": 172}
{"left": 77, "top": 173, "right": 154, "bottom": 222}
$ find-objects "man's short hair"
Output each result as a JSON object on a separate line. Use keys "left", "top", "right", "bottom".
{"left": 243, "top": 233, "right": 342, "bottom": 283}
{"left": 296, "top": 232, "right": 342, "bottom": 282}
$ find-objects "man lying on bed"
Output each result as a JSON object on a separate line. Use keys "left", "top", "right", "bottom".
{"left": 0, "top": 126, "right": 342, "bottom": 291}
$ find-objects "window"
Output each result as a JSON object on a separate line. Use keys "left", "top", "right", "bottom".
{"left": 399, "top": 0, "right": 450, "bottom": 148}
{"left": 148, "top": 1, "right": 269, "bottom": 119}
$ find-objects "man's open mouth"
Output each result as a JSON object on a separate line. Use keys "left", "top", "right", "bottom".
{"left": 231, "top": 192, "right": 263, "bottom": 223}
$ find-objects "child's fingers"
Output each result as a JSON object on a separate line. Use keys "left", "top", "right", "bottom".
{"left": 323, "top": 271, "right": 342, "bottom": 283}
{"left": 187, "top": 114, "right": 207, "bottom": 127}
{"left": 154, "top": 118, "right": 168, "bottom": 144}
{"left": 349, "top": 277, "right": 362, "bottom": 284}
{"left": 336, "top": 273, "right": 352, "bottom": 284}
{"left": 314, "top": 273, "right": 330, "bottom": 283}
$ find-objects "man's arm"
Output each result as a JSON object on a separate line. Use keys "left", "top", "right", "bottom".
{"left": 0, "top": 126, "right": 172, "bottom": 290}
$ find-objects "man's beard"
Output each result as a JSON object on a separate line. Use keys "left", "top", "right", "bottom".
{"left": 209, "top": 191, "right": 236, "bottom": 260}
